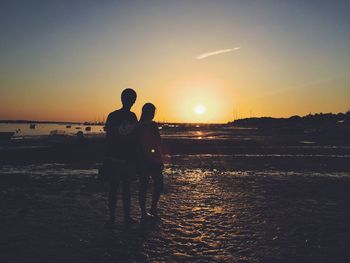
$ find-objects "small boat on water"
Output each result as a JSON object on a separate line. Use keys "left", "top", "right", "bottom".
{"left": 30, "top": 123, "right": 36, "bottom": 129}
{"left": 66, "top": 125, "right": 72, "bottom": 128}
{"left": 85, "top": 126, "right": 92, "bottom": 131}
{"left": 0, "top": 132, "right": 15, "bottom": 141}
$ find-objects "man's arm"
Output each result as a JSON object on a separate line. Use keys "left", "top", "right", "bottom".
{"left": 105, "top": 112, "right": 122, "bottom": 136}
{"left": 104, "top": 113, "right": 112, "bottom": 135}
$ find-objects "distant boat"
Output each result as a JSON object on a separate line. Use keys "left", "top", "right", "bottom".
{"left": 66, "top": 125, "right": 72, "bottom": 128}
{"left": 0, "top": 132, "right": 14, "bottom": 141}
{"left": 76, "top": 127, "right": 82, "bottom": 130}
{"left": 30, "top": 124, "right": 36, "bottom": 129}
{"left": 85, "top": 126, "right": 91, "bottom": 131}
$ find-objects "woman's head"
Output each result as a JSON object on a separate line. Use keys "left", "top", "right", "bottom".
{"left": 140, "top": 103, "right": 156, "bottom": 121}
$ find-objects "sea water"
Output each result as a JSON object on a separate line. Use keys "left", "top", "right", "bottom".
{"left": 0, "top": 123, "right": 104, "bottom": 136}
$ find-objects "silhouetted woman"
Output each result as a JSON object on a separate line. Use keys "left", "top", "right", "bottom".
{"left": 137, "top": 103, "right": 163, "bottom": 222}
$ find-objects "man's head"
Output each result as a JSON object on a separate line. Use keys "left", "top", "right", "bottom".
{"left": 121, "top": 88, "right": 137, "bottom": 109}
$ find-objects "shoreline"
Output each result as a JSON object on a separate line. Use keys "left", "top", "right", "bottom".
{"left": 1, "top": 135, "right": 349, "bottom": 172}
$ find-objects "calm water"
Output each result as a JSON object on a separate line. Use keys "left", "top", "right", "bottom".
{"left": 0, "top": 123, "right": 104, "bottom": 136}
{"left": 1, "top": 123, "right": 246, "bottom": 140}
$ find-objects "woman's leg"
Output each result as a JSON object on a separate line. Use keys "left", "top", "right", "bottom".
{"left": 150, "top": 170, "right": 164, "bottom": 216}
{"left": 139, "top": 173, "right": 150, "bottom": 217}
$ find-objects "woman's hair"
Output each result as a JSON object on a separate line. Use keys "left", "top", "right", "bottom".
{"left": 140, "top": 103, "right": 156, "bottom": 122}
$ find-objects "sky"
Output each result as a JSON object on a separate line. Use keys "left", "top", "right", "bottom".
{"left": 1, "top": 0, "right": 349, "bottom": 123}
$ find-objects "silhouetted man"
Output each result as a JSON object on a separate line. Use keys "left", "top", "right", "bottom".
{"left": 105, "top": 88, "right": 138, "bottom": 225}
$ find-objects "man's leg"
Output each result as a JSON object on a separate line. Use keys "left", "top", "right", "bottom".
{"left": 108, "top": 176, "right": 120, "bottom": 223}
{"left": 139, "top": 173, "right": 150, "bottom": 217}
{"left": 121, "top": 178, "right": 132, "bottom": 223}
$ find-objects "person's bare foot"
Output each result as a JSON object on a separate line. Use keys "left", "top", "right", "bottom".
{"left": 150, "top": 210, "right": 161, "bottom": 220}
{"left": 140, "top": 212, "right": 154, "bottom": 223}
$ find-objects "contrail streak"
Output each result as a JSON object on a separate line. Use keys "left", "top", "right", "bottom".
{"left": 195, "top": 47, "right": 241, "bottom": 60}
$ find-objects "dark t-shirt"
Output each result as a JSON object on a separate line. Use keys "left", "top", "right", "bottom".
{"left": 137, "top": 121, "right": 162, "bottom": 169}
{"left": 105, "top": 108, "right": 138, "bottom": 160}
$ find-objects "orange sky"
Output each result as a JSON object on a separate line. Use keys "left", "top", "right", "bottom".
{"left": 1, "top": 1, "right": 349, "bottom": 123}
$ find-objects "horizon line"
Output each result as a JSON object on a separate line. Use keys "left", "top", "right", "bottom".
{"left": 0, "top": 110, "right": 348, "bottom": 125}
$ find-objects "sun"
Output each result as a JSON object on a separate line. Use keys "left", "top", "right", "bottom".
{"left": 194, "top": 104, "right": 206, "bottom": 115}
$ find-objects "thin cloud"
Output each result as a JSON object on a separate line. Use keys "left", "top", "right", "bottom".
{"left": 195, "top": 47, "right": 241, "bottom": 60}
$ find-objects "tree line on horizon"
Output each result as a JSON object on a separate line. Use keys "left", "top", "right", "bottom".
{"left": 230, "top": 111, "right": 350, "bottom": 129}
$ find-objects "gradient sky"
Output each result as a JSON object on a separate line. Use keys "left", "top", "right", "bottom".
{"left": 1, "top": 0, "right": 349, "bottom": 123}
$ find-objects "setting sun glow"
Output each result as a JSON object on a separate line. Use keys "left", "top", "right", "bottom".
{"left": 194, "top": 104, "right": 206, "bottom": 115}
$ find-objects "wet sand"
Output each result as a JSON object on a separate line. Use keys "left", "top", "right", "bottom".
{"left": 0, "top": 160, "right": 350, "bottom": 262}
{"left": 1, "top": 133, "right": 350, "bottom": 172}
{"left": 0, "top": 129, "right": 349, "bottom": 262}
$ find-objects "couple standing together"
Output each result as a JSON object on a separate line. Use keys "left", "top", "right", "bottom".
{"left": 104, "top": 88, "right": 163, "bottom": 226}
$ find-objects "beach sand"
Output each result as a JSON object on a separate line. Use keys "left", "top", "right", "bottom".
{"left": 0, "top": 128, "right": 349, "bottom": 262}
{"left": 1, "top": 159, "right": 350, "bottom": 262}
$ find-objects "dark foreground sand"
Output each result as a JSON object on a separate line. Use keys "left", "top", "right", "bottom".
{"left": 1, "top": 158, "right": 350, "bottom": 262}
